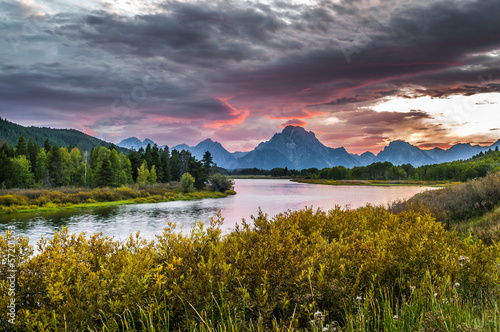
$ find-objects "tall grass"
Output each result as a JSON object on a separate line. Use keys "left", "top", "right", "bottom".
{"left": 389, "top": 172, "right": 500, "bottom": 229}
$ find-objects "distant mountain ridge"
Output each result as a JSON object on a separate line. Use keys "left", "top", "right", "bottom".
{"left": 119, "top": 126, "right": 500, "bottom": 170}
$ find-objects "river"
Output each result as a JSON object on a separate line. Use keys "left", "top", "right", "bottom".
{"left": 0, "top": 179, "right": 433, "bottom": 243}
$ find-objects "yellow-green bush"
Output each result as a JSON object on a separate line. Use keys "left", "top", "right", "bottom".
{"left": 0, "top": 207, "right": 498, "bottom": 331}
{"left": 0, "top": 194, "right": 27, "bottom": 207}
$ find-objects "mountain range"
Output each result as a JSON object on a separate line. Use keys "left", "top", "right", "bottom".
{"left": 2, "top": 117, "right": 496, "bottom": 170}
{"left": 118, "top": 126, "right": 500, "bottom": 170}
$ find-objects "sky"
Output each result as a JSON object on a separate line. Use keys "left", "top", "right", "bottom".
{"left": 0, "top": 0, "right": 499, "bottom": 153}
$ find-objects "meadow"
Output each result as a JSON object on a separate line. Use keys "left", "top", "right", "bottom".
{"left": 0, "top": 183, "right": 234, "bottom": 214}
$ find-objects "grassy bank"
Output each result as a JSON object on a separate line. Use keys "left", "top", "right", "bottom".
{"left": 293, "top": 178, "right": 450, "bottom": 187}
{"left": 1, "top": 206, "right": 499, "bottom": 331}
{"left": 0, "top": 184, "right": 235, "bottom": 214}
{"left": 389, "top": 171, "right": 500, "bottom": 243}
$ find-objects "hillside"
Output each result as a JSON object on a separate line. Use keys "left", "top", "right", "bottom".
{"left": 0, "top": 117, "right": 128, "bottom": 153}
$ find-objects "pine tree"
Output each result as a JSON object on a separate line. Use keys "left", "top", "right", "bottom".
{"left": 47, "top": 145, "right": 70, "bottom": 187}
{"left": 0, "top": 151, "right": 10, "bottom": 187}
{"left": 202, "top": 151, "right": 214, "bottom": 175}
{"left": 44, "top": 139, "right": 51, "bottom": 153}
{"left": 170, "top": 150, "right": 180, "bottom": 181}
{"left": 144, "top": 144, "right": 153, "bottom": 170}
{"left": 188, "top": 156, "right": 206, "bottom": 190}
{"left": 97, "top": 155, "right": 114, "bottom": 187}
{"left": 27, "top": 138, "right": 39, "bottom": 178}
{"left": 128, "top": 150, "right": 143, "bottom": 182}
{"left": 16, "top": 135, "right": 28, "bottom": 157}
{"left": 160, "top": 147, "right": 171, "bottom": 182}
{"left": 151, "top": 144, "right": 162, "bottom": 179}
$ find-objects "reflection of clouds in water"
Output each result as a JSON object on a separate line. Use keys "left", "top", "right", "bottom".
{"left": 1, "top": 179, "right": 432, "bottom": 246}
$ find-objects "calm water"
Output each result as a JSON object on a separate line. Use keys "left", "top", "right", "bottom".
{"left": 0, "top": 179, "right": 433, "bottom": 243}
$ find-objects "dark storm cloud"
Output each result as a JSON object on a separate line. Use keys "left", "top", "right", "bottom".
{"left": 1, "top": 0, "right": 500, "bottom": 148}
{"left": 344, "top": 109, "right": 432, "bottom": 126}
{"left": 146, "top": 98, "right": 243, "bottom": 122}
{"left": 61, "top": 1, "right": 283, "bottom": 65}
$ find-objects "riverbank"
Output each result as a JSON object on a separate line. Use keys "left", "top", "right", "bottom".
{"left": 228, "top": 175, "right": 292, "bottom": 179}
{"left": 0, "top": 184, "right": 235, "bottom": 214}
{"left": 293, "top": 178, "right": 451, "bottom": 187}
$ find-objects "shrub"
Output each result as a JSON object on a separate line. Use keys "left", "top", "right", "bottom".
{"left": 0, "top": 194, "right": 28, "bottom": 206}
{"left": 208, "top": 173, "right": 234, "bottom": 192}
{"left": 1, "top": 207, "right": 498, "bottom": 331}
{"left": 116, "top": 186, "right": 137, "bottom": 199}
{"left": 180, "top": 172, "right": 195, "bottom": 193}
{"left": 390, "top": 171, "right": 500, "bottom": 226}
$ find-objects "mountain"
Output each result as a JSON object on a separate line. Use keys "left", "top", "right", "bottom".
{"left": 117, "top": 137, "right": 143, "bottom": 150}
{"left": 424, "top": 147, "right": 446, "bottom": 161}
{"left": 232, "top": 151, "right": 249, "bottom": 159}
{"left": 351, "top": 151, "right": 376, "bottom": 166}
{"left": 0, "top": 117, "right": 128, "bottom": 153}
{"left": 171, "top": 143, "right": 190, "bottom": 151}
{"left": 118, "top": 137, "right": 157, "bottom": 150}
{"left": 435, "top": 143, "right": 485, "bottom": 163}
{"left": 169, "top": 139, "right": 237, "bottom": 169}
{"left": 236, "top": 126, "right": 360, "bottom": 169}
{"left": 186, "top": 139, "right": 238, "bottom": 169}
{"left": 374, "top": 140, "right": 436, "bottom": 166}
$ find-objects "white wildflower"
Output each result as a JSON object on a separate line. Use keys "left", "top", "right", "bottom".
{"left": 314, "top": 311, "right": 324, "bottom": 321}
{"left": 458, "top": 256, "right": 470, "bottom": 266}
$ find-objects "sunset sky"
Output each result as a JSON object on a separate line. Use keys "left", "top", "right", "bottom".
{"left": 1, "top": 0, "right": 499, "bottom": 153}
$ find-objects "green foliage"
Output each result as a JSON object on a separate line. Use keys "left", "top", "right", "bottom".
{"left": 10, "top": 155, "right": 34, "bottom": 188}
{"left": 0, "top": 136, "right": 212, "bottom": 190}
{"left": 0, "top": 117, "right": 128, "bottom": 153}
{"left": 0, "top": 207, "right": 498, "bottom": 331}
{"left": 180, "top": 172, "right": 195, "bottom": 193}
{"left": 136, "top": 161, "right": 150, "bottom": 187}
{"left": 15, "top": 135, "right": 28, "bottom": 157}
{"left": 208, "top": 173, "right": 234, "bottom": 192}
{"left": 149, "top": 165, "right": 157, "bottom": 184}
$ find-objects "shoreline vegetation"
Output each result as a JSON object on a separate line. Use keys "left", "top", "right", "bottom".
{"left": 292, "top": 178, "right": 451, "bottom": 187}
{"left": 0, "top": 183, "right": 236, "bottom": 215}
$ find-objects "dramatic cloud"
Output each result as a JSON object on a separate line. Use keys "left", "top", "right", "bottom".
{"left": 1, "top": 0, "right": 499, "bottom": 152}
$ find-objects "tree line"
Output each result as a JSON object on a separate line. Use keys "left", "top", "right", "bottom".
{"left": 0, "top": 136, "right": 215, "bottom": 189}
{"left": 228, "top": 148, "right": 500, "bottom": 182}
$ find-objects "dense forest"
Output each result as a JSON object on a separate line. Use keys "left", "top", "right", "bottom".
{"left": 230, "top": 147, "right": 500, "bottom": 182}
{"left": 0, "top": 117, "right": 129, "bottom": 154}
{"left": 0, "top": 135, "right": 215, "bottom": 189}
